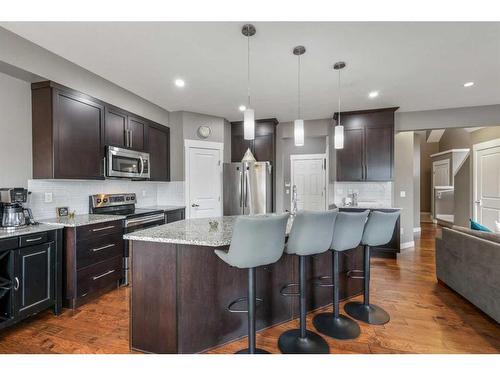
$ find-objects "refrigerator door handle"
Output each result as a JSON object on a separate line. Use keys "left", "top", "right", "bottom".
{"left": 245, "top": 168, "right": 250, "bottom": 209}
{"left": 239, "top": 170, "right": 244, "bottom": 209}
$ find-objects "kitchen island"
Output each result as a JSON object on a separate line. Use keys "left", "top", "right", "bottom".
{"left": 124, "top": 216, "right": 364, "bottom": 354}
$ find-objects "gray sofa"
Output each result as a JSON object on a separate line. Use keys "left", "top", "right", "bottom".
{"left": 435, "top": 226, "right": 500, "bottom": 323}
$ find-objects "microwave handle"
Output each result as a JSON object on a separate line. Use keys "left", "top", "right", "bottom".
{"left": 139, "top": 156, "right": 144, "bottom": 177}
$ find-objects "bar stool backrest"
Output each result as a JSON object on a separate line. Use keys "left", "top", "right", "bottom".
{"left": 286, "top": 209, "right": 338, "bottom": 256}
{"left": 361, "top": 211, "right": 400, "bottom": 247}
{"left": 225, "top": 213, "right": 290, "bottom": 268}
{"left": 330, "top": 211, "right": 370, "bottom": 251}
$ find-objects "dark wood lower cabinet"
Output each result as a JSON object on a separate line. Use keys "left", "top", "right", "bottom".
{"left": 130, "top": 241, "right": 363, "bottom": 354}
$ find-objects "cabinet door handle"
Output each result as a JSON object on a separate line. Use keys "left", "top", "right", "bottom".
{"left": 129, "top": 129, "right": 133, "bottom": 149}
{"left": 92, "top": 243, "right": 115, "bottom": 252}
{"left": 92, "top": 269, "right": 115, "bottom": 281}
{"left": 92, "top": 225, "right": 115, "bottom": 232}
{"left": 26, "top": 236, "right": 43, "bottom": 242}
{"left": 14, "top": 277, "right": 20, "bottom": 291}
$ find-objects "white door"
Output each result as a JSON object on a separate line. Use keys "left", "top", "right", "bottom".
{"left": 433, "top": 159, "right": 450, "bottom": 187}
{"left": 185, "top": 141, "right": 223, "bottom": 219}
{"left": 474, "top": 143, "right": 500, "bottom": 230}
{"left": 290, "top": 155, "right": 326, "bottom": 211}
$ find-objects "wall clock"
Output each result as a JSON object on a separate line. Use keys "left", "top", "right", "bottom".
{"left": 197, "top": 125, "right": 211, "bottom": 139}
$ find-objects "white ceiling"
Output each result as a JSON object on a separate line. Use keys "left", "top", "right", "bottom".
{"left": 2, "top": 22, "right": 500, "bottom": 122}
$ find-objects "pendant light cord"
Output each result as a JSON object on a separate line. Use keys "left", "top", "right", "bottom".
{"left": 247, "top": 33, "right": 251, "bottom": 107}
{"left": 337, "top": 68, "right": 341, "bottom": 126}
{"left": 298, "top": 54, "right": 301, "bottom": 119}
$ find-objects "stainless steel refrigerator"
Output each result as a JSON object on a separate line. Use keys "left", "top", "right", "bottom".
{"left": 223, "top": 162, "right": 272, "bottom": 215}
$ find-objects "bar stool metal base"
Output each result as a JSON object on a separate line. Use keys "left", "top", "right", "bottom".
{"left": 313, "top": 313, "right": 360, "bottom": 340}
{"left": 344, "top": 301, "right": 390, "bottom": 325}
{"left": 236, "top": 348, "right": 270, "bottom": 354}
{"left": 278, "top": 329, "right": 329, "bottom": 354}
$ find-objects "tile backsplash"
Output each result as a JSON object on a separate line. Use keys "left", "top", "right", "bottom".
{"left": 331, "top": 181, "right": 393, "bottom": 207}
{"left": 27, "top": 179, "right": 185, "bottom": 219}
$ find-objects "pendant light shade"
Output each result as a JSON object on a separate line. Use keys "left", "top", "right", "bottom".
{"left": 294, "top": 119, "right": 304, "bottom": 146}
{"left": 333, "top": 61, "right": 346, "bottom": 150}
{"left": 244, "top": 108, "right": 255, "bottom": 140}
{"left": 242, "top": 24, "right": 256, "bottom": 140}
{"left": 293, "top": 45, "right": 306, "bottom": 146}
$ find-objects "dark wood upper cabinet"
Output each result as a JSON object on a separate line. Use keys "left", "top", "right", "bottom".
{"left": 230, "top": 118, "right": 277, "bottom": 163}
{"left": 148, "top": 124, "right": 170, "bottom": 182}
{"left": 127, "top": 116, "right": 146, "bottom": 152}
{"left": 335, "top": 107, "right": 397, "bottom": 182}
{"left": 32, "top": 82, "right": 105, "bottom": 180}
{"left": 32, "top": 81, "right": 170, "bottom": 181}
{"left": 105, "top": 107, "right": 128, "bottom": 149}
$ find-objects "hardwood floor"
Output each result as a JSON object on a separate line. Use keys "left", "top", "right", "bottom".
{"left": 1, "top": 223, "right": 499, "bottom": 354}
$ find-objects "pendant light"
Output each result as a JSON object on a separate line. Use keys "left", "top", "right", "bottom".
{"left": 293, "top": 46, "right": 306, "bottom": 146}
{"left": 242, "top": 24, "right": 256, "bottom": 140}
{"left": 334, "top": 61, "right": 346, "bottom": 149}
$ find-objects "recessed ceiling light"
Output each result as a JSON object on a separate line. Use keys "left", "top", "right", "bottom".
{"left": 174, "top": 79, "right": 185, "bottom": 88}
{"left": 463, "top": 82, "right": 474, "bottom": 87}
{"left": 239, "top": 105, "right": 247, "bottom": 112}
{"left": 368, "top": 91, "right": 379, "bottom": 98}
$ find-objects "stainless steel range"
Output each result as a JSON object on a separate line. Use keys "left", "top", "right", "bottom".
{"left": 89, "top": 193, "right": 165, "bottom": 285}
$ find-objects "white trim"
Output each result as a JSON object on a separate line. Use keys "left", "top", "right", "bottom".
{"left": 290, "top": 153, "right": 328, "bottom": 211}
{"left": 400, "top": 241, "right": 415, "bottom": 250}
{"left": 184, "top": 139, "right": 224, "bottom": 219}
{"left": 472, "top": 137, "right": 500, "bottom": 222}
{"left": 413, "top": 227, "right": 421, "bottom": 233}
{"left": 430, "top": 148, "right": 470, "bottom": 158}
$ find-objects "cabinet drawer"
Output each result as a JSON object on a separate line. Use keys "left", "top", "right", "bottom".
{"left": 77, "top": 256, "right": 122, "bottom": 298}
{"left": 76, "top": 220, "right": 122, "bottom": 241}
{"left": 19, "top": 232, "right": 48, "bottom": 248}
{"left": 76, "top": 234, "right": 124, "bottom": 269}
{"left": 166, "top": 209, "right": 184, "bottom": 223}
{"left": 0, "top": 237, "right": 18, "bottom": 252}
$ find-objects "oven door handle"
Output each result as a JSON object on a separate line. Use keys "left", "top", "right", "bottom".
{"left": 125, "top": 213, "right": 165, "bottom": 227}
{"left": 139, "top": 156, "right": 145, "bottom": 177}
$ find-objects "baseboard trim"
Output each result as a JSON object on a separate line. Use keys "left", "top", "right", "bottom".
{"left": 400, "top": 241, "right": 415, "bottom": 250}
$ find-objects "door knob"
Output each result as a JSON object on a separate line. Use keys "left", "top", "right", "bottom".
{"left": 191, "top": 203, "right": 200, "bottom": 207}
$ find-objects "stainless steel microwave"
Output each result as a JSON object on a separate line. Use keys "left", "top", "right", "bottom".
{"left": 106, "top": 146, "right": 150, "bottom": 179}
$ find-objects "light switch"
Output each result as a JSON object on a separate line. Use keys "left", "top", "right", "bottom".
{"left": 400, "top": 191, "right": 406, "bottom": 198}
{"left": 44, "top": 192, "right": 53, "bottom": 203}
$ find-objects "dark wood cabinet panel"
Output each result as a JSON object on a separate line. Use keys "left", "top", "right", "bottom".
{"left": 365, "top": 126, "right": 393, "bottom": 181}
{"left": 148, "top": 124, "right": 170, "bottom": 181}
{"left": 231, "top": 135, "right": 254, "bottom": 162}
{"left": 337, "top": 128, "right": 365, "bottom": 181}
{"left": 335, "top": 107, "right": 397, "bottom": 182}
{"left": 253, "top": 134, "right": 275, "bottom": 163}
{"left": 53, "top": 89, "right": 105, "bottom": 179}
{"left": 105, "top": 107, "right": 128, "bottom": 148}
{"left": 165, "top": 208, "right": 185, "bottom": 223}
{"left": 127, "top": 116, "right": 146, "bottom": 151}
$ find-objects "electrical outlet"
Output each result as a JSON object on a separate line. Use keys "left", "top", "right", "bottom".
{"left": 400, "top": 191, "right": 406, "bottom": 198}
{"left": 44, "top": 192, "right": 53, "bottom": 203}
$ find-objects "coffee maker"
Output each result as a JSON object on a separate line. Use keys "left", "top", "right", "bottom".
{"left": 0, "top": 188, "right": 36, "bottom": 230}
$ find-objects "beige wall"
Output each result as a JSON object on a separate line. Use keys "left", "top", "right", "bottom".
{"left": 0, "top": 71, "right": 32, "bottom": 188}
{"left": 418, "top": 131, "right": 439, "bottom": 212}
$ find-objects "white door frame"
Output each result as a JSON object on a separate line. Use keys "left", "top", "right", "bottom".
{"left": 472, "top": 137, "right": 500, "bottom": 221}
{"left": 184, "top": 139, "right": 224, "bottom": 219}
{"left": 290, "top": 153, "right": 328, "bottom": 210}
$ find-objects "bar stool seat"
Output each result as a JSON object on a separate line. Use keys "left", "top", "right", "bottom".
{"left": 344, "top": 210, "right": 400, "bottom": 325}
{"left": 215, "top": 213, "right": 289, "bottom": 354}
{"left": 278, "top": 210, "right": 337, "bottom": 354}
{"left": 313, "top": 210, "right": 369, "bottom": 340}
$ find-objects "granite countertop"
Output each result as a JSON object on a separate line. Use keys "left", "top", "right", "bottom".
{"left": 0, "top": 223, "right": 64, "bottom": 240}
{"left": 138, "top": 205, "right": 185, "bottom": 212}
{"left": 124, "top": 215, "right": 293, "bottom": 247}
{"left": 39, "top": 214, "right": 126, "bottom": 227}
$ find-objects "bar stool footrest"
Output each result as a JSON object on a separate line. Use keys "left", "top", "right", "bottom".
{"left": 312, "top": 275, "right": 334, "bottom": 288}
{"left": 227, "top": 296, "right": 263, "bottom": 313}
{"left": 279, "top": 282, "right": 300, "bottom": 297}
{"left": 346, "top": 269, "right": 365, "bottom": 279}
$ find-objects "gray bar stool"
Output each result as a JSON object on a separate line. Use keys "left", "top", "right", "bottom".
{"left": 278, "top": 210, "right": 337, "bottom": 354}
{"left": 345, "top": 210, "right": 400, "bottom": 325}
{"left": 215, "top": 213, "right": 289, "bottom": 354}
{"left": 313, "top": 210, "right": 369, "bottom": 340}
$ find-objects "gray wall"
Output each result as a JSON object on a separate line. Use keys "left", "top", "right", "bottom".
{"left": 454, "top": 155, "right": 471, "bottom": 227}
{"left": 396, "top": 105, "right": 500, "bottom": 132}
{"left": 413, "top": 132, "right": 421, "bottom": 228}
{"left": 394, "top": 131, "right": 415, "bottom": 245}
{"left": 0, "top": 71, "right": 32, "bottom": 187}
{"left": 276, "top": 119, "right": 330, "bottom": 213}
{"left": 419, "top": 132, "right": 439, "bottom": 212}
